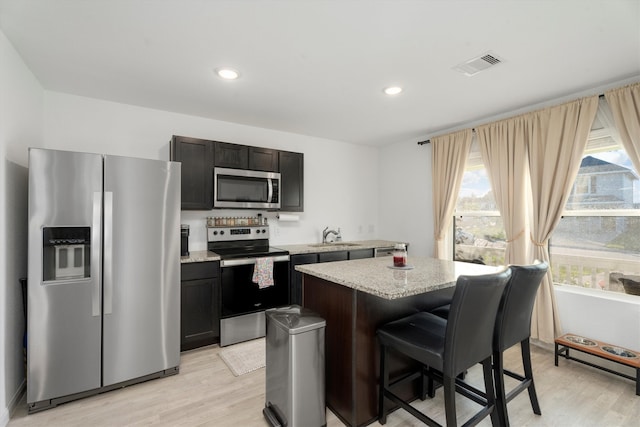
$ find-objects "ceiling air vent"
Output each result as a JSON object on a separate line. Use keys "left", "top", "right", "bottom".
{"left": 453, "top": 52, "right": 504, "bottom": 76}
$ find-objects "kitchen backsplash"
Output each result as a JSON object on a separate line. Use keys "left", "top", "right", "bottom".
{"left": 180, "top": 210, "right": 379, "bottom": 251}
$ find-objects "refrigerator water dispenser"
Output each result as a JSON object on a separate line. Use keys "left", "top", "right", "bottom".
{"left": 42, "top": 227, "right": 90, "bottom": 281}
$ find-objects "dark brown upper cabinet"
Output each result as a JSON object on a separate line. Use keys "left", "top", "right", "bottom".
{"left": 170, "top": 135, "right": 214, "bottom": 210}
{"left": 249, "top": 147, "right": 279, "bottom": 172}
{"left": 279, "top": 150, "right": 304, "bottom": 212}
{"left": 214, "top": 141, "right": 248, "bottom": 169}
{"left": 172, "top": 135, "right": 303, "bottom": 212}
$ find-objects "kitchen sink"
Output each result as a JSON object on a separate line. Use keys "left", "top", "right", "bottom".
{"left": 308, "top": 242, "right": 361, "bottom": 247}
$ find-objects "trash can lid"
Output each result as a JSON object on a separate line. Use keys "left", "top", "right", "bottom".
{"left": 266, "top": 305, "right": 326, "bottom": 335}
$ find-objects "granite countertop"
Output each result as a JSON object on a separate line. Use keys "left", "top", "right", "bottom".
{"left": 274, "top": 239, "right": 402, "bottom": 255}
{"left": 296, "top": 257, "right": 501, "bottom": 300}
{"left": 180, "top": 240, "right": 402, "bottom": 263}
{"left": 180, "top": 250, "right": 221, "bottom": 263}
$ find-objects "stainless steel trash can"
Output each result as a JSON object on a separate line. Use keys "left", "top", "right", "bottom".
{"left": 264, "top": 305, "right": 326, "bottom": 427}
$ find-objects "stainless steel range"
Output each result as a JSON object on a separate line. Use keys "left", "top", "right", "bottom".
{"left": 208, "top": 225, "right": 290, "bottom": 346}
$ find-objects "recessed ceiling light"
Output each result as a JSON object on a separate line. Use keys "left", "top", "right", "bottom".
{"left": 216, "top": 68, "right": 240, "bottom": 80}
{"left": 384, "top": 86, "right": 402, "bottom": 95}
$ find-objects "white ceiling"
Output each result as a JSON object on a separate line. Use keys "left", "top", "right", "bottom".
{"left": 1, "top": 0, "right": 639, "bottom": 146}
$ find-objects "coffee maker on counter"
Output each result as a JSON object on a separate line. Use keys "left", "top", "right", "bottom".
{"left": 180, "top": 224, "right": 189, "bottom": 256}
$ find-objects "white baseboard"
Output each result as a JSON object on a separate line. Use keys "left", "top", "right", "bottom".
{"left": 2, "top": 379, "right": 26, "bottom": 426}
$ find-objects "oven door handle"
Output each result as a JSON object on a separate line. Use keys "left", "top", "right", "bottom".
{"left": 221, "top": 255, "right": 290, "bottom": 267}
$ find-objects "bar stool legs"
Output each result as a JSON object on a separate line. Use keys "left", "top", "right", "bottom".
{"left": 379, "top": 344, "right": 502, "bottom": 427}
{"left": 521, "top": 340, "right": 541, "bottom": 415}
{"left": 493, "top": 338, "right": 541, "bottom": 427}
{"left": 378, "top": 344, "right": 388, "bottom": 425}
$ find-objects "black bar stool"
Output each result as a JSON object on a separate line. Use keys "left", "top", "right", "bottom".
{"left": 429, "top": 262, "right": 548, "bottom": 426}
{"left": 377, "top": 269, "right": 511, "bottom": 427}
{"left": 492, "top": 262, "right": 548, "bottom": 426}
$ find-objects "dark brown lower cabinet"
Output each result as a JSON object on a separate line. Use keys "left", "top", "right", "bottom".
{"left": 290, "top": 253, "right": 318, "bottom": 305}
{"left": 348, "top": 248, "right": 374, "bottom": 259}
{"left": 181, "top": 261, "right": 220, "bottom": 351}
{"left": 318, "top": 250, "right": 349, "bottom": 262}
{"left": 290, "top": 249, "right": 375, "bottom": 305}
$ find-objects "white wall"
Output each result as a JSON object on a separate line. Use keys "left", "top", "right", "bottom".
{"left": 42, "top": 92, "right": 380, "bottom": 250}
{"left": 0, "top": 29, "right": 44, "bottom": 426}
{"left": 378, "top": 139, "right": 434, "bottom": 257}
{"left": 555, "top": 286, "right": 640, "bottom": 351}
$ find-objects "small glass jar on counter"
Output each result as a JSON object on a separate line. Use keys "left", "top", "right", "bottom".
{"left": 393, "top": 243, "right": 407, "bottom": 267}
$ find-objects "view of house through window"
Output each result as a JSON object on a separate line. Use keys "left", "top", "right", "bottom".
{"left": 454, "top": 100, "right": 640, "bottom": 297}
{"left": 549, "top": 100, "right": 640, "bottom": 295}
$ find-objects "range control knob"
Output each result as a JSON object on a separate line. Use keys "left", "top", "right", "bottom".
{"left": 220, "top": 230, "right": 225, "bottom": 235}
{"left": 261, "top": 229, "right": 267, "bottom": 233}
{"left": 213, "top": 231, "right": 218, "bottom": 236}
{"left": 256, "top": 229, "right": 261, "bottom": 234}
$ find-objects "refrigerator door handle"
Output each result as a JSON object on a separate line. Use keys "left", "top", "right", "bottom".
{"left": 92, "top": 192, "right": 102, "bottom": 317}
{"left": 104, "top": 191, "right": 114, "bottom": 315}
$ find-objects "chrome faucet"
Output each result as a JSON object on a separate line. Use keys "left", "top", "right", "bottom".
{"left": 323, "top": 227, "right": 342, "bottom": 243}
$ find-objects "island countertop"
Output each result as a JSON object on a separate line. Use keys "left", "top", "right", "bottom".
{"left": 296, "top": 256, "right": 501, "bottom": 300}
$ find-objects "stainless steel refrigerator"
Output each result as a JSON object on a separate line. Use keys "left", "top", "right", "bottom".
{"left": 27, "top": 148, "right": 181, "bottom": 413}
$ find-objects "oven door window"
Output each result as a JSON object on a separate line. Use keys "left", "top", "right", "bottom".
{"left": 221, "top": 261, "right": 289, "bottom": 318}
{"left": 217, "top": 175, "right": 270, "bottom": 203}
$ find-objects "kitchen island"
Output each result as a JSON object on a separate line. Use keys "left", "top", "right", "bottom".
{"left": 297, "top": 257, "right": 500, "bottom": 427}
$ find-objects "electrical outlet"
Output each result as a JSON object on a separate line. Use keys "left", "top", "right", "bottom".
{"left": 358, "top": 225, "right": 363, "bottom": 234}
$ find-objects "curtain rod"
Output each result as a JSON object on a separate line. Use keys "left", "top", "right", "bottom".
{"left": 418, "top": 130, "right": 475, "bottom": 145}
{"left": 417, "top": 93, "right": 607, "bottom": 145}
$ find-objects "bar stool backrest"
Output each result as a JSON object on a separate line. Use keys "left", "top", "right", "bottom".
{"left": 444, "top": 269, "right": 511, "bottom": 377}
{"left": 494, "top": 262, "right": 548, "bottom": 352}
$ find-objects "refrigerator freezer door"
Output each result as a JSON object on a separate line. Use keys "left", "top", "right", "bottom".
{"left": 102, "top": 155, "right": 181, "bottom": 386}
{"left": 27, "top": 149, "right": 103, "bottom": 404}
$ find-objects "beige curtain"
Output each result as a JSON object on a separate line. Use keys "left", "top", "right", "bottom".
{"left": 527, "top": 96, "right": 599, "bottom": 343}
{"left": 476, "top": 119, "right": 529, "bottom": 266}
{"left": 605, "top": 82, "right": 640, "bottom": 174}
{"left": 431, "top": 129, "right": 473, "bottom": 258}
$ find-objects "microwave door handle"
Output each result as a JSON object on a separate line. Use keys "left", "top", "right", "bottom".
{"left": 268, "top": 179, "right": 273, "bottom": 203}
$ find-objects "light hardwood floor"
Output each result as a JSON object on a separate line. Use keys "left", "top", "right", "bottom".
{"left": 8, "top": 343, "right": 639, "bottom": 426}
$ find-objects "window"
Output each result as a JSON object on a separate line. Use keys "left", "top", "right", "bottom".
{"left": 453, "top": 99, "right": 640, "bottom": 296}
{"left": 573, "top": 175, "right": 596, "bottom": 195}
{"left": 454, "top": 141, "right": 506, "bottom": 266}
{"left": 549, "top": 99, "right": 640, "bottom": 295}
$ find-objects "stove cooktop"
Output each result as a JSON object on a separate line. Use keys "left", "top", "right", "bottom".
{"left": 206, "top": 225, "right": 288, "bottom": 259}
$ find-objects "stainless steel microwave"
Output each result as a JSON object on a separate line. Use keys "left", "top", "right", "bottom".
{"left": 213, "top": 167, "right": 281, "bottom": 209}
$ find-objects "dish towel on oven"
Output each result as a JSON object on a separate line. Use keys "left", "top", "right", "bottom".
{"left": 252, "top": 257, "right": 274, "bottom": 289}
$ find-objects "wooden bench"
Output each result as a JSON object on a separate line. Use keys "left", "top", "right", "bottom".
{"left": 555, "top": 333, "right": 640, "bottom": 396}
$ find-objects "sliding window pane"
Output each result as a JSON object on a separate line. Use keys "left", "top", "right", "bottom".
{"left": 454, "top": 215, "right": 506, "bottom": 266}
{"left": 454, "top": 140, "right": 505, "bottom": 266}
{"left": 549, "top": 216, "right": 640, "bottom": 293}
